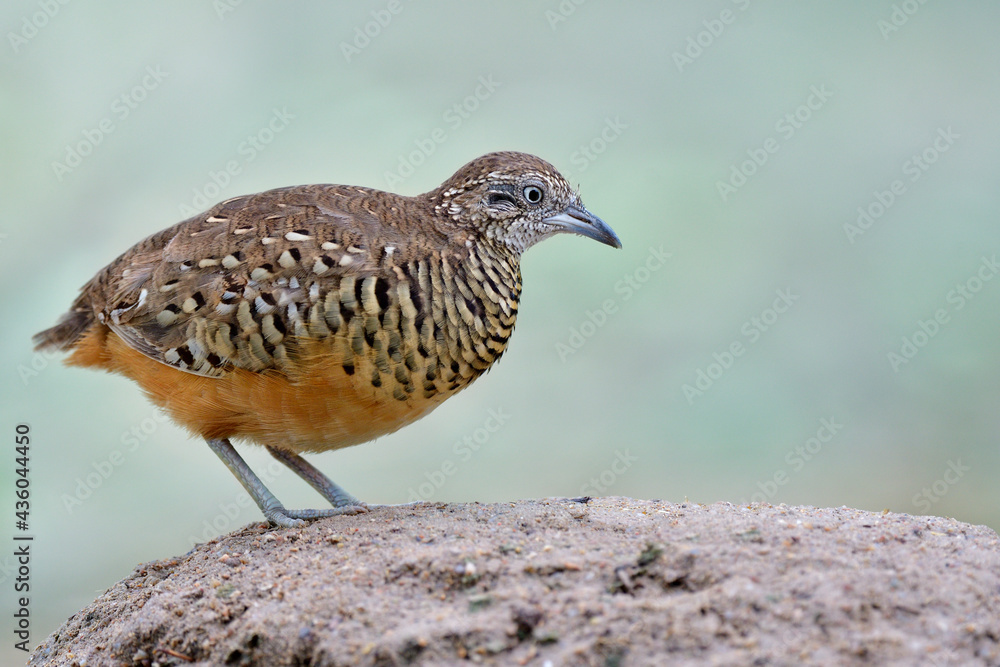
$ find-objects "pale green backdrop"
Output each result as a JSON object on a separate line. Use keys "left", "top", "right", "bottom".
{"left": 2, "top": 2, "right": 999, "bottom": 659}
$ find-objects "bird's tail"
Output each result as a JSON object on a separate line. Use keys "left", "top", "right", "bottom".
{"left": 33, "top": 307, "right": 93, "bottom": 352}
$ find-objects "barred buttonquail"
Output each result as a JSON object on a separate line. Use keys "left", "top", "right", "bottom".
{"left": 34, "top": 151, "right": 621, "bottom": 527}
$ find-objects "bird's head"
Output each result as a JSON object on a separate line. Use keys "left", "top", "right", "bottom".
{"left": 428, "top": 151, "right": 621, "bottom": 255}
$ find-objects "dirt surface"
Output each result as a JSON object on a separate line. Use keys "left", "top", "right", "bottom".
{"left": 29, "top": 498, "right": 1000, "bottom": 666}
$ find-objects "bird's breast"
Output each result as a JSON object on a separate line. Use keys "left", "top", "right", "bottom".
{"left": 317, "top": 245, "right": 522, "bottom": 409}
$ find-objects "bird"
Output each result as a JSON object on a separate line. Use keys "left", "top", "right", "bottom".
{"left": 34, "top": 151, "right": 621, "bottom": 527}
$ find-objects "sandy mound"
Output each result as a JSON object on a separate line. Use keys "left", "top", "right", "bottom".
{"left": 29, "top": 498, "right": 1000, "bottom": 666}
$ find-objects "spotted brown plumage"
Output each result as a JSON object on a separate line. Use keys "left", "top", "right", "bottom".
{"left": 34, "top": 151, "right": 621, "bottom": 527}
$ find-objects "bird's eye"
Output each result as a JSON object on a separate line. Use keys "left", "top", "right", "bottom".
{"left": 523, "top": 186, "right": 543, "bottom": 205}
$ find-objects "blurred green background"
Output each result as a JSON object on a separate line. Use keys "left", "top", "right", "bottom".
{"left": 3, "top": 1, "right": 999, "bottom": 658}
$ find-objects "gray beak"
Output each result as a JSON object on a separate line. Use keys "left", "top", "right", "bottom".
{"left": 544, "top": 204, "right": 622, "bottom": 249}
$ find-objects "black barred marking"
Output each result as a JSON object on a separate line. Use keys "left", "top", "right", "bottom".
{"left": 373, "top": 277, "right": 390, "bottom": 312}
{"left": 401, "top": 263, "right": 424, "bottom": 316}
{"left": 340, "top": 301, "right": 355, "bottom": 326}
{"left": 176, "top": 346, "right": 195, "bottom": 366}
{"left": 464, "top": 294, "right": 484, "bottom": 320}
{"left": 373, "top": 348, "right": 390, "bottom": 374}
{"left": 259, "top": 292, "right": 277, "bottom": 306}
{"left": 342, "top": 362, "right": 355, "bottom": 375}
{"left": 288, "top": 247, "right": 301, "bottom": 261}
{"left": 206, "top": 352, "right": 222, "bottom": 366}
{"left": 260, "top": 336, "right": 276, "bottom": 356}
{"left": 318, "top": 255, "right": 336, "bottom": 269}
{"left": 371, "top": 370, "right": 382, "bottom": 388}
{"left": 404, "top": 353, "right": 420, "bottom": 372}
{"left": 325, "top": 311, "right": 340, "bottom": 336}
{"left": 410, "top": 289, "right": 424, "bottom": 316}
{"left": 480, "top": 271, "right": 502, "bottom": 299}
{"left": 353, "top": 278, "right": 365, "bottom": 310}
{"left": 164, "top": 304, "right": 181, "bottom": 314}
{"left": 191, "top": 292, "right": 206, "bottom": 308}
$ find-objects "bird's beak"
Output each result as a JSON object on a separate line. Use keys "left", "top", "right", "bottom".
{"left": 544, "top": 205, "right": 622, "bottom": 249}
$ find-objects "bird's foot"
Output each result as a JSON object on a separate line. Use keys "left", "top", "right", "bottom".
{"left": 264, "top": 503, "right": 369, "bottom": 528}
{"left": 362, "top": 500, "right": 428, "bottom": 509}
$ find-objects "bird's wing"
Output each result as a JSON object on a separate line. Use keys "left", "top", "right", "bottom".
{"left": 90, "top": 185, "right": 418, "bottom": 378}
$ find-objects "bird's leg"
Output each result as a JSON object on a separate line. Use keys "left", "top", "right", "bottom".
{"left": 206, "top": 438, "right": 364, "bottom": 528}
{"left": 266, "top": 445, "right": 366, "bottom": 510}
{"left": 266, "top": 447, "right": 417, "bottom": 510}
{"left": 206, "top": 438, "right": 300, "bottom": 527}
